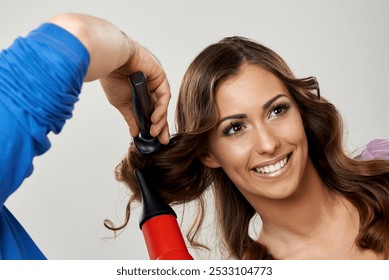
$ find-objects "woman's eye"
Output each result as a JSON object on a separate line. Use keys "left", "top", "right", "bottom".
{"left": 268, "top": 103, "right": 290, "bottom": 119}
{"left": 223, "top": 122, "right": 246, "bottom": 136}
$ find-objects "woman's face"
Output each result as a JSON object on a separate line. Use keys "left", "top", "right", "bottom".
{"left": 203, "top": 64, "right": 310, "bottom": 202}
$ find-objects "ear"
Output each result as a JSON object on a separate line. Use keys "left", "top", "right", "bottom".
{"left": 200, "top": 153, "right": 221, "bottom": 169}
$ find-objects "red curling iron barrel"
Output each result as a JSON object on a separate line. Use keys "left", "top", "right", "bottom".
{"left": 130, "top": 72, "right": 193, "bottom": 260}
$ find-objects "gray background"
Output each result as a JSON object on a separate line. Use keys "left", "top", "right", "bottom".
{"left": 1, "top": 0, "right": 388, "bottom": 259}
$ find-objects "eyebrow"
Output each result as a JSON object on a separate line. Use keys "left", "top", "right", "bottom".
{"left": 263, "top": 94, "right": 287, "bottom": 110}
{"left": 216, "top": 94, "right": 288, "bottom": 127}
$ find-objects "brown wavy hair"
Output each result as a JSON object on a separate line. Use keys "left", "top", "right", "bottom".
{"left": 106, "top": 36, "right": 389, "bottom": 259}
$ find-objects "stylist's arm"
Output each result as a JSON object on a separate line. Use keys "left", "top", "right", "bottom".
{"left": 49, "top": 13, "right": 171, "bottom": 144}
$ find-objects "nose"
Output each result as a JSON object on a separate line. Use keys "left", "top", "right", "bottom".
{"left": 251, "top": 125, "right": 280, "bottom": 155}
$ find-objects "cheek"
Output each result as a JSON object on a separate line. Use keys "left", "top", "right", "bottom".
{"left": 210, "top": 138, "right": 251, "bottom": 170}
{"left": 282, "top": 113, "right": 306, "bottom": 143}
{"left": 284, "top": 115, "right": 309, "bottom": 163}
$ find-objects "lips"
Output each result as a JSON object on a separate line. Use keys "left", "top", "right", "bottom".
{"left": 253, "top": 154, "right": 291, "bottom": 174}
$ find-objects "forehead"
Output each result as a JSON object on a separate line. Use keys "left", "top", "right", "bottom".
{"left": 214, "top": 64, "right": 289, "bottom": 112}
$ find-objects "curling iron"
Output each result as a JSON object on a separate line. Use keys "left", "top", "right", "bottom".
{"left": 129, "top": 71, "right": 193, "bottom": 260}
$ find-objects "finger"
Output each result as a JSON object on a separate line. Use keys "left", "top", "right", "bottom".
{"left": 151, "top": 83, "right": 171, "bottom": 124}
{"left": 156, "top": 123, "right": 170, "bottom": 145}
{"left": 150, "top": 103, "right": 167, "bottom": 126}
{"left": 150, "top": 111, "right": 168, "bottom": 136}
{"left": 152, "top": 74, "right": 171, "bottom": 100}
{"left": 129, "top": 120, "right": 140, "bottom": 138}
{"left": 120, "top": 107, "right": 140, "bottom": 138}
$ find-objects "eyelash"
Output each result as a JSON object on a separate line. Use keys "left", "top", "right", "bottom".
{"left": 222, "top": 101, "right": 291, "bottom": 136}
{"left": 268, "top": 101, "right": 290, "bottom": 119}
{"left": 222, "top": 121, "right": 246, "bottom": 136}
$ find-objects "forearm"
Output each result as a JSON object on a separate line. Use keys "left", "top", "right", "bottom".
{"left": 48, "top": 13, "right": 132, "bottom": 82}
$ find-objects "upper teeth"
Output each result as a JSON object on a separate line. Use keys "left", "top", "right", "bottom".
{"left": 255, "top": 157, "right": 288, "bottom": 174}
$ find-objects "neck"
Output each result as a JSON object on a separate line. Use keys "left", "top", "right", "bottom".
{"left": 247, "top": 159, "right": 373, "bottom": 259}
{"left": 254, "top": 159, "right": 347, "bottom": 240}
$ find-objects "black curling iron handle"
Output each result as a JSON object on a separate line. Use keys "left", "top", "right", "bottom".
{"left": 129, "top": 72, "right": 154, "bottom": 140}
{"left": 129, "top": 72, "right": 162, "bottom": 154}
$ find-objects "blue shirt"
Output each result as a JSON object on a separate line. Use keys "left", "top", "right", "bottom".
{"left": 0, "top": 23, "right": 89, "bottom": 259}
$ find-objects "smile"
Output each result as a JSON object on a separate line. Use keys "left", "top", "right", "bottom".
{"left": 254, "top": 155, "right": 289, "bottom": 174}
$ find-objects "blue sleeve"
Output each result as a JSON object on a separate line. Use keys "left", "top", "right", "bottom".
{"left": 0, "top": 23, "right": 90, "bottom": 259}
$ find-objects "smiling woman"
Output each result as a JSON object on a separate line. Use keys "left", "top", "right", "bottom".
{"left": 202, "top": 65, "right": 309, "bottom": 204}
{"left": 109, "top": 36, "right": 389, "bottom": 260}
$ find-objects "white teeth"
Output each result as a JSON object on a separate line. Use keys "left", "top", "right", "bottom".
{"left": 255, "top": 156, "right": 288, "bottom": 174}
